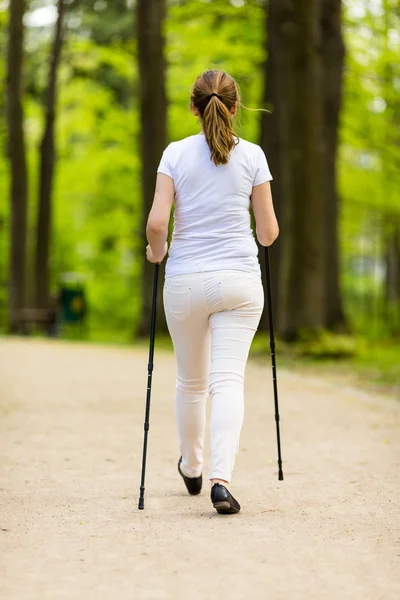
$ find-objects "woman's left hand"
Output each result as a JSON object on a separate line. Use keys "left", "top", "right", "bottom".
{"left": 146, "top": 242, "right": 168, "bottom": 264}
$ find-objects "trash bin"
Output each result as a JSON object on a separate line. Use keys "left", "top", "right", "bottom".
{"left": 58, "top": 273, "right": 87, "bottom": 330}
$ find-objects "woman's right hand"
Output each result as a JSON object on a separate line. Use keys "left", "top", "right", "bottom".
{"left": 146, "top": 242, "right": 168, "bottom": 264}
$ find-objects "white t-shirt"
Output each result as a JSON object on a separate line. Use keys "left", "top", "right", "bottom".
{"left": 157, "top": 133, "right": 272, "bottom": 278}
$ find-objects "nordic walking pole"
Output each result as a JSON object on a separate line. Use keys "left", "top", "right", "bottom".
{"left": 264, "top": 246, "right": 284, "bottom": 481}
{"left": 138, "top": 263, "right": 159, "bottom": 509}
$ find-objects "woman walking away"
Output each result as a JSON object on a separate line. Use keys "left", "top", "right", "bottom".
{"left": 145, "top": 70, "right": 279, "bottom": 514}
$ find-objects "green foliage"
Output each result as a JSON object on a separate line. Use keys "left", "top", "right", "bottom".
{"left": 353, "top": 338, "right": 400, "bottom": 390}
{"left": 340, "top": 0, "right": 400, "bottom": 340}
{"left": 166, "top": 0, "right": 266, "bottom": 142}
{"left": 1, "top": 0, "right": 267, "bottom": 334}
{"left": 252, "top": 330, "right": 357, "bottom": 361}
{"left": 295, "top": 330, "right": 357, "bottom": 359}
{"left": 1, "top": 0, "right": 400, "bottom": 351}
{"left": 251, "top": 331, "right": 400, "bottom": 394}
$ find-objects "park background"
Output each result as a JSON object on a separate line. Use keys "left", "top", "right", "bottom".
{"left": 0, "top": 0, "right": 399, "bottom": 395}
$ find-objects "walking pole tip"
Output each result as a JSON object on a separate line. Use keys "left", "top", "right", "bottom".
{"left": 278, "top": 470, "right": 284, "bottom": 481}
{"left": 138, "top": 497, "right": 145, "bottom": 510}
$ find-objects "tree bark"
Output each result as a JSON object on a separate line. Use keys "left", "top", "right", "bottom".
{"left": 277, "top": 0, "right": 326, "bottom": 339}
{"left": 136, "top": 0, "right": 168, "bottom": 336}
{"left": 35, "top": 0, "right": 65, "bottom": 311}
{"left": 385, "top": 225, "right": 400, "bottom": 304}
{"left": 259, "top": 0, "right": 287, "bottom": 327}
{"left": 321, "top": 0, "right": 346, "bottom": 331}
{"left": 6, "top": 0, "right": 28, "bottom": 333}
{"left": 382, "top": 1, "right": 400, "bottom": 332}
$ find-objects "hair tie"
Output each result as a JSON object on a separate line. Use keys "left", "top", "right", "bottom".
{"left": 209, "top": 93, "right": 221, "bottom": 100}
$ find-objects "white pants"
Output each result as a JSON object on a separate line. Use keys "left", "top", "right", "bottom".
{"left": 163, "top": 270, "right": 264, "bottom": 482}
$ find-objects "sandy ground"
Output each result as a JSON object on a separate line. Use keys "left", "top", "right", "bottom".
{"left": 0, "top": 337, "right": 399, "bottom": 600}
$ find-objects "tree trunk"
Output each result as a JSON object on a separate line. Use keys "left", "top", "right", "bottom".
{"left": 259, "top": 0, "right": 287, "bottom": 328}
{"left": 382, "top": 1, "right": 399, "bottom": 333}
{"left": 276, "top": 0, "right": 326, "bottom": 339}
{"left": 136, "top": 0, "right": 167, "bottom": 336}
{"left": 6, "top": 0, "right": 28, "bottom": 333}
{"left": 385, "top": 225, "right": 400, "bottom": 304}
{"left": 321, "top": 0, "right": 346, "bottom": 331}
{"left": 35, "top": 0, "right": 65, "bottom": 312}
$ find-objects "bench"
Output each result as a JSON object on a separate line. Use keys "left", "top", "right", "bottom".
{"left": 16, "top": 308, "right": 58, "bottom": 336}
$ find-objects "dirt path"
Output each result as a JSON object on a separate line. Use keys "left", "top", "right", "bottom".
{"left": 0, "top": 338, "right": 399, "bottom": 600}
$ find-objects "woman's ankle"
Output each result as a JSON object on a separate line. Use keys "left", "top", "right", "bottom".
{"left": 210, "top": 478, "right": 229, "bottom": 487}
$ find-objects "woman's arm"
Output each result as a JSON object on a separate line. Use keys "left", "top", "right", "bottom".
{"left": 146, "top": 173, "right": 174, "bottom": 262}
{"left": 250, "top": 181, "right": 279, "bottom": 246}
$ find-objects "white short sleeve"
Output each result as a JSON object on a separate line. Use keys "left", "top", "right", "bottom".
{"left": 157, "top": 144, "right": 174, "bottom": 179}
{"left": 253, "top": 146, "right": 273, "bottom": 187}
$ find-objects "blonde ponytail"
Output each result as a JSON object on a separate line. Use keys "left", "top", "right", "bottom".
{"left": 202, "top": 95, "right": 238, "bottom": 165}
{"left": 191, "top": 70, "right": 240, "bottom": 167}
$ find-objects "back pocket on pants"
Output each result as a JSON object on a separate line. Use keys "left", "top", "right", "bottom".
{"left": 164, "top": 282, "right": 191, "bottom": 322}
{"left": 219, "top": 272, "right": 263, "bottom": 312}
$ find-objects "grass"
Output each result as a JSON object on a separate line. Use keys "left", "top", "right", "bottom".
{"left": 250, "top": 332, "right": 400, "bottom": 398}
{"left": 351, "top": 340, "right": 400, "bottom": 392}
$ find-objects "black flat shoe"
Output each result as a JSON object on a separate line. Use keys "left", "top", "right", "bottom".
{"left": 211, "top": 483, "right": 241, "bottom": 514}
{"left": 178, "top": 457, "right": 202, "bottom": 495}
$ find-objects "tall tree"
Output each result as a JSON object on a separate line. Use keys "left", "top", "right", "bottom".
{"left": 385, "top": 224, "right": 400, "bottom": 335}
{"left": 385, "top": 223, "right": 400, "bottom": 302}
{"left": 259, "top": 0, "right": 286, "bottom": 318}
{"left": 263, "top": 0, "right": 326, "bottom": 339}
{"left": 136, "top": 0, "right": 167, "bottom": 336}
{"left": 6, "top": 0, "right": 28, "bottom": 333}
{"left": 35, "top": 0, "right": 66, "bottom": 312}
{"left": 321, "top": 0, "right": 346, "bottom": 331}
{"left": 381, "top": 0, "right": 400, "bottom": 331}
{"left": 282, "top": 0, "right": 326, "bottom": 339}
